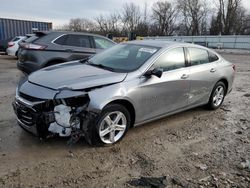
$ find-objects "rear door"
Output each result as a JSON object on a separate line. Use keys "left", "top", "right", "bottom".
{"left": 53, "top": 34, "right": 96, "bottom": 60}
{"left": 138, "top": 47, "right": 190, "bottom": 121}
{"left": 187, "top": 47, "right": 220, "bottom": 106}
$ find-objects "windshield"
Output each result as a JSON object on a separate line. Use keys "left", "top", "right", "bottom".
{"left": 88, "top": 44, "right": 160, "bottom": 72}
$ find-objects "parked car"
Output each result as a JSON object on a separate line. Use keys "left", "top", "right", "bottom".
{"left": 13, "top": 40, "right": 235, "bottom": 146}
{"left": 16, "top": 34, "right": 35, "bottom": 58}
{"left": 6, "top": 36, "right": 27, "bottom": 57}
{"left": 17, "top": 31, "right": 116, "bottom": 74}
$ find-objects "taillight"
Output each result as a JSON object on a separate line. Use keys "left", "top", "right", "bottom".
{"left": 232, "top": 64, "right": 236, "bottom": 71}
{"left": 8, "top": 42, "right": 14, "bottom": 47}
{"left": 21, "top": 43, "right": 47, "bottom": 50}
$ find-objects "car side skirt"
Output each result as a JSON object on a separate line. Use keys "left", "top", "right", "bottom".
{"left": 134, "top": 102, "right": 208, "bottom": 127}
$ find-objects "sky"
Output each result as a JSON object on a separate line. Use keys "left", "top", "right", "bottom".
{"left": 0, "top": 0, "right": 250, "bottom": 28}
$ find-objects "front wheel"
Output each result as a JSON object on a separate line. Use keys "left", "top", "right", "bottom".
{"left": 208, "top": 81, "right": 226, "bottom": 110}
{"left": 91, "top": 104, "right": 131, "bottom": 146}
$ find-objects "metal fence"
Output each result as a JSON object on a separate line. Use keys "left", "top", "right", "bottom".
{"left": 144, "top": 35, "right": 250, "bottom": 50}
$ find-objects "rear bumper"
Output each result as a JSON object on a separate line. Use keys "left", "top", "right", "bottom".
{"left": 17, "top": 49, "right": 47, "bottom": 74}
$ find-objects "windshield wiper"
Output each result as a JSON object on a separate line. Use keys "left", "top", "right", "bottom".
{"left": 79, "top": 57, "right": 90, "bottom": 63}
{"left": 87, "top": 63, "right": 114, "bottom": 72}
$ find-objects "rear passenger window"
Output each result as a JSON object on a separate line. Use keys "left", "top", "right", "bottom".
{"left": 54, "top": 35, "right": 67, "bottom": 45}
{"left": 153, "top": 48, "right": 186, "bottom": 72}
{"left": 209, "top": 52, "right": 219, "bottom": 62}
{"left": 54, "top": 34, "right": 91, "bottom": 48}
{"left": 188, "top": 48, "right": 209, "bottom": 66}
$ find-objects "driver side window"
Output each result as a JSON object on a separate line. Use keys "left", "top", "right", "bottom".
{"left": 153, "top": 48, "right": 186, "bottom": 72}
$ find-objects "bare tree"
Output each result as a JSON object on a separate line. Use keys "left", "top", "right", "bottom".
{"left": 209, "top": 0, "right": 250, "bottom": 35}
{"left": 177, "top": 0, "right": 209, "bottom": 35}
{"left": 151, "top": 1, "right": 178, "bottom": 36}
{"left": 69, "top": 18, "right": 96, "bottom": 32}
{"left": 54, "top": 24, "right": 71, "bottom": 31}
{"left": 57, "top": 0, "right": 250, "bottom": 37}
{"left": 68, "top": 18, "right": 81, "bottom": 31}
{"left": 210, "top": 14, "right": 222, "bottom": 35}
{"left": 216, "top": 0, "right": 244, "bottom": 34}
{"left": 121, "top": 3, "right": 141, "bottom": 33}
{"left": 143, "top": 2, "right": 148, "bottom": 24}
{"left": 233, "top": 6, "right": 247, "bottom": 34}
{"left": 95, "top": 15, "right": 108, "bottom": 33}
{"left": 135, "top": 2, "right": 150, "bottom": 36}
{"left": 242, "top": 15, "right": 250, "bottom": 34}
{"left": 95, "top": 12, "right": 121, "bottom": 35}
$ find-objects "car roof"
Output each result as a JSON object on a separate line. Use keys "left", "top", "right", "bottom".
{"left": 33, "top": 31, "right": 116, "bottom": 44}
{"left": 35, "top": 31, "right": 111, "bottom": 39}
{"left": 126, "top": 39, "right": 207, "bottom": 49}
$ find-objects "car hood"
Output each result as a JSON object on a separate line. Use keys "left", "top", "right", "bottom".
{"left": 28, "top": 62, "right": 127, "bottom": 90}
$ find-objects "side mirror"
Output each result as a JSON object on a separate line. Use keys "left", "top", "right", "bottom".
{"left": 144, "top": 68, "right": 163, "bottom": 78}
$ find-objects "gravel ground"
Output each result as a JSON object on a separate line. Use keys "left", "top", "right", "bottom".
{"left": 0, "top": 53, "right": 249, "bottom": 187}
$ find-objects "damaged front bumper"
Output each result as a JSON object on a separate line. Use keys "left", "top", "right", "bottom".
{"left": 12, "top": 88, "right": 99, "bottom": 143}
{"left": 13, "top": 100, "right": 39, "bottom": 136}
{"left": 12, "top": 97, "right": 56, "bottom": 138}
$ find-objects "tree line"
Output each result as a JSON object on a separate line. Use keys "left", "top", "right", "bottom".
{"left": 56, "top": 0, "right": 250, "bottom": 36}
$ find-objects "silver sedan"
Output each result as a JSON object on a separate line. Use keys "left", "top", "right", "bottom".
{"left": 13, "top": 40, "right": 235, "bottom": 145}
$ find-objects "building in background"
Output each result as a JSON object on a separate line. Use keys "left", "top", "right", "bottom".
{"left": 0, "top": 18, "right": 52, "bottom": 51}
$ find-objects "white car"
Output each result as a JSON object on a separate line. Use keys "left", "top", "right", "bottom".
{"left": 6, "top": 36, "right": 27, "bottom": 57}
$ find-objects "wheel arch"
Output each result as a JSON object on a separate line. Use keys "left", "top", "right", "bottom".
{"left": 217, "top": 78, "right": 229, "bottom": 94}
{"left": 104, "top": 99, "right": 136, "bottom": 127}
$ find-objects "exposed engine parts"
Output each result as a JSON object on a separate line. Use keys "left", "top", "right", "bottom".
{"left": 13, "top": 91, "right": 96, "bottom": 144}
{"left": 46, "top": 97, "right": 91, "bottom": 138}
{"left": 49, "top": 104, "right": 79, "bottom": 137}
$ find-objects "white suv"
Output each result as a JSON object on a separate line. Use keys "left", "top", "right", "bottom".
{"left": 6, "top": 36, "right": 27, "bottom": 57}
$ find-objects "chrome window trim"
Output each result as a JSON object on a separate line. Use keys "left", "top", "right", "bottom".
{"left": 51, "top": 34, "right": 67, "bottom": 46}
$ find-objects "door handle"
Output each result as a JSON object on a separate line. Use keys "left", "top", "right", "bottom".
{"left": 210, "top": 68, "right": 216, "bottom": 73}
{"left": 181, "top": 74, "right": 189, "bottom": 79}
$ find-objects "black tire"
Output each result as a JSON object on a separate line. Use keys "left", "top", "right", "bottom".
{"left": 207, "top": 81, "right": 226, "bottom": 110}
{"left": 90, "top": 104, "right": 131, "bottom": 146}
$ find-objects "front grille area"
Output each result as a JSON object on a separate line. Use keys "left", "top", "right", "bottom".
{"left": 14, "top": 101, "right": 36, "bottom": 127}
{"left": 19, "top": 92, "right": 43, "bottom": 102}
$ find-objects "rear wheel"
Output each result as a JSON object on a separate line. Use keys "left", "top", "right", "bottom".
{"left": 208, "top": 81, "right": 226, "bottom": 110}
{"left": 91, "top": 104, "right": 130, "bottom": 146}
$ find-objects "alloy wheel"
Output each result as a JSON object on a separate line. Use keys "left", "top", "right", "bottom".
{"left": 213, "top": 86, "right": 225, "bottom": 107}
{"left": 98, "top": 111, "right": 127, "bottom": 144}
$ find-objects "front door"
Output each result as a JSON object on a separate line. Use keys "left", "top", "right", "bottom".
{"left": 137, "top": 47, "right": 190, "bottom": 122}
